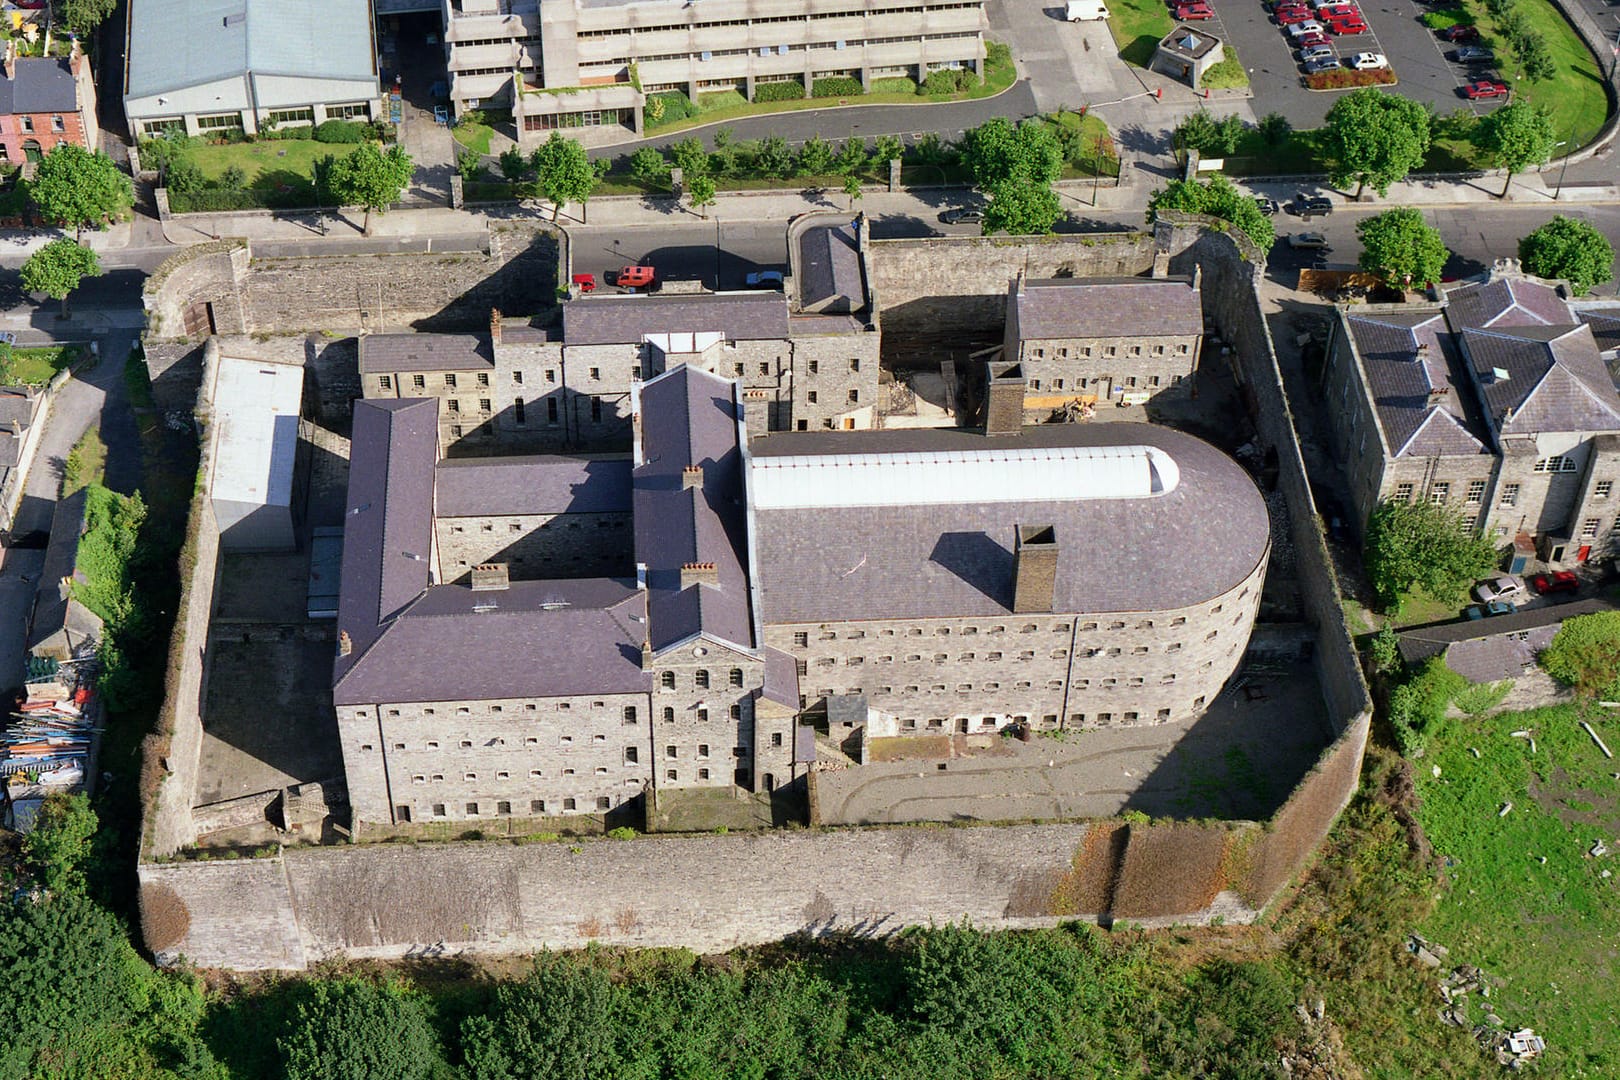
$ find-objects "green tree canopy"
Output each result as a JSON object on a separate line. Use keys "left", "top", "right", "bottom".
{"left": 279, "top": 979, "right": 443, "bottom": 1080}
{"left": 1174, "top": 109, "right": 1246, "bottom": 158}
{"left": 797, "top": 135, "right": 835, "bottom": 176}
{"left": 628, "top": 145, "right": 670, "bottom": 185}
{"left": 837, "top": 137, "right": 869, "bottom": 176}
{"left": 531, "top": 133, "right": 595, "bottom": 221}
{"left": 687, "top": 174, "right": 717, "bottom": 218}
{"left": 20, "top": 792, "right": 98, "bottom": 894}
{"left": 1364, "top": 498, "right": 1500, "bottom": 612}
{"left": 28, "top": 144, "right": 133, "bottom": 234}
{"left": 1473, "top": 100, "right": 1556, "bottom": 197}
{"left": 461, "top": 956, "right": 618, "bottom": 1080}
{"left": 843, "top": 172, "right": 865, "bottom": 209}
{"left": 60, "top": 0, "right": 118, "bottom": 35}
{"left": 983, "top": 177, "right": 1062, "bottom": 236}
{"left": 1540, "top": 610, "right": 1620, "bottom": 699}
{"left": 327, "top": 143, "right": 415, "bottom": 233}
{"left": 961, "top": 117, "right": 1063, "bottom": 190}
{"left": 20, "top": 238, "right": 101, "bottom": 314}
{"left": 497, "top": 146, "right": 529, "bottom": 182}
{"left": 1356, "top": 208, "right": 1449, "bottom": 290}
{"left": 1146, "top": 174, "right": 1275, "bottom": 251}
{"left": 755, "top": 134, "right": 794, "bottom": 178}
{"left": 669, "top": 136, "right": 710, "bottom": 179}
{"left": 1320, "top": 88, "right": 1432, "bottom": 198}
{"left": 1518, "top": 215, "right": 1616, "bottom": 296}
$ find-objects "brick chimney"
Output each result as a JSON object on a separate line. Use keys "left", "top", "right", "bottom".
{"left": 470, "top": 562, "right": 510, "bottom": 591}
{"left": 641, "top": 638, "right": 654, "bottom": 668}
{"left": 984, "top": 362, "right": 1026, "bottom": 437}
{"left": 1012, "top": 525, "right": 1058, "bottom": 614}
{"left": 682, "top": 464, "right": 704, "bottom": 490}
{"left": 4, "top": 41, "right": 15, "bottom": 83}
{"left": 338, "top": 630, "right": 353, "bottom": 657}
{"left": 680, "top": 561, "right": 718, "bottom": 589}
{"left": 69, "top": 37, "right": 84, "bottom": 78}
{"left": 489, "top": 307, "right": 502, "bottom": 346}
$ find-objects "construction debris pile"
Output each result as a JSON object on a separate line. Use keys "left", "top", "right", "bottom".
{"left": 1409, "top": 933, "right": 1547, "bottom": 1070}
{"left": 2, "top": 656, "right": 98, "bottom": 827}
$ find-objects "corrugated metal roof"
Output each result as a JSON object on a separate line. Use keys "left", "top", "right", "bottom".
{"left": 211, "top": 357, "right": 303, "bottom": 509}
{"left": 749, "top": 444, "right": 1179, "bottom": 510}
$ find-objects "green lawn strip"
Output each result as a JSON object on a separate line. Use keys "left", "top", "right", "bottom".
{"left": 1469, "top": 0, "right": 1608, "bottom": 147}
{"left": 1201, "top": 49, "right": 1250, "bottom": 90}
{"left": 182, "top": 140, "right": 362, "bottom": 188}
{"left": 452, "top": 121, "right": 495, "bottom": 155}
{"left": 1421, "top": 7, "right": 1472, "bottom": 29}
{"left": 1416, "top": 704, "right": 1620, "bottom": 1075}
{"left": 61, "top": 426, "right": 107, "bottom": 496}
{"left": 0, "top": 344, "right": 78, "bottom": 386}
{"left": 1109, "top": 0, "right": 1174, "bottom": 68}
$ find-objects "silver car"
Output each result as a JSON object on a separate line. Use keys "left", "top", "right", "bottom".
{"left": 1304, "top": 56, "right": 1341, "bottom": 74}
{"left": 1298, "top": 44, "right": 1335, "bottom": 61}
{"left": 1473, "top": 574, "right": 1526, "bottom": 605}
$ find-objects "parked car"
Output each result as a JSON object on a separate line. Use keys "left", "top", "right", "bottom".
{"left": 1474, "top": 574, "right": 1526, "bottom": 604}
{"left": 1276, "top": 5, "right": 1315, "bottom": 22}
{"left": 1294, "top": 29, "right": 1331, "bottom": 46}
{"left": 1350, "top": 52, "right": 1389, "bottom": 69}
{"left": 939, "top": 207, "right": 984, "bottom": 224}
{"left": 1292, "top": 193, "right": 1334, "bottom": 217}
{"left": 1464, "top": 78, "right": 1510, "bottom": 99}
{"left": 1304, "top": 55, "right": 1342, "bottom": 73}
{"left": 1530, "top": 570, "right": 1580, "bottom": 595}
{"left": 1175, "top": 1, "right": 1215, "bottom": 18}
{"left": 1298, "top": 43, "right": 1336, "bottom": 61}
{"left": 1254, "top": 196, "right": 1280, "bottom": 215}
{"left": 612, "top": 264, "right": 656, "bottom": 289}
{"left": 1288, "top": 19, "right": 1326, "bottom": 36}
{"left": 570, "top": 273, "right": 598, "bottom": 293}
{"left": 745, "top": 270, "right": 785, "bottom": 290}
{"left": 1451, "top": 46, "right": 1495, "bottom": 63}
{"left": 1440, "top": 24, "right": 1481, "bottom": 42}
{"left": 1465, "top": 601, "right": 1514, "bottom": 620}
{"left": 1316, "top": 3, "right": 1359, "bottom": 18}
{"left": 1327, "top": 15, "right": 1368, "bottom": 33}
{"left": 1288, "top": 232, "right": 1329, "bottom": 249}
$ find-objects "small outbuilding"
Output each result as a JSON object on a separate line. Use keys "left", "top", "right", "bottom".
{"left": 208, "top": 355, "right": 304, "bottom": 552}
{"left": 1152, "top": 26, "right": 1224, "bottom": 89}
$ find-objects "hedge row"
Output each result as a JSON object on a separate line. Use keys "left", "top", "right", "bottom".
{"left": 753, "top": 79, "right": 807, "bottom": 102}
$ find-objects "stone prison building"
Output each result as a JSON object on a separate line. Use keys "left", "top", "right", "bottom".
{"left": 333, "top": 359, "right": 1271, "bottom": 828}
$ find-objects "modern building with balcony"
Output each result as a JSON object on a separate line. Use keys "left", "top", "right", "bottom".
{"left": 441, "top": 0, "right": 987, "bottom": 142}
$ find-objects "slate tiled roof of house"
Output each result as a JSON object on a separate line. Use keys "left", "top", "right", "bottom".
{"left": 1397, "top": 598, "right": 1618, "bottom": 682}
{"left": 749, "top": 421, "right": 1268, "bottom": 622}
{"left": 760, "top": 646, "right": 801, "bottom": 709}
{"left": 632, "top": 365, "right": 755, "bottom": 654}
{"left": 0, "top": 57, "right": 78, "bottom": 115}
{"left": 27, "top": 487, "right": 103, "bottom": 657}
{"left": 1461, "top": 323, "right": 1620, "bottom": 435}
{"left": 357, "top": 333, "right": 492, "bottom": 374}
{"left": 434, "top": 454, "right": 632, "bottom": 518}
{"left": 333, "top": 399, "right": 438, "bottom": 694}
{"left": 0, "top": 388, "right": 36, "bottom": 468}
{"left": 1442, "top": 275, "right": 1573, "bottom": 330}
{"left": 798, "top": 223, "right": 863, "bottom": 310}
{"left": 1343, "top": 308, "right": 1488, "bottom": 459}
{"left": 564, "top": 293, "right": 790, "bottom": 347}
{"left": 1573, "top": 307, "right": 1620, "bottom": 355}
{"left": 1013, "top": 276, "right": 1203, "bottom": 340}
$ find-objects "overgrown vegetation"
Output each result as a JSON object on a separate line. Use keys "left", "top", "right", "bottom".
{"left": 1539, "top": 609, "right": 1620, "bottom": 699}
{"left": 1146, "top": 174, "right": 1276, "bottom": 251}
{"left": 61, "top": 425, "right": 107, "bottom": 496}
{"left": 1363, "top": 498, "right": 1499, "bottom": 613}
{"left": 1387, "top": 656, "right": 1467, "bottom": 755}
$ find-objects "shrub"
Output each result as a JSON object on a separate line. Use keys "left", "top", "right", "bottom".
{"left": 753, "top": 79, "right": 806, "bottom": 102}
{"left": 812, "top": 77, "right": 865, "bottom": 98}
{"left": 1258, "top": 112, "right": 1293, "bottom": 146}
{"left": 1539, "top": 610, "right": 1620, "bottom": 699}
{"left": 279, "top": 979, "right": 444, "bottom": 1080}
{"left": 644, "top": 91, "right": 696, "bottom": 129}
{"left": 167, "top": 188, "right": 274, "bottom": 213}
{"left": 607, "top": 826, "right": 637, "bottom": 840}
{"left": 1387, "top": 657, "right": 1465, "bottom": 755}
{"left": 218, "top": 165, "right": 247, "bottom": 190}
{"left": 921, "top": 68, "right": 970, "bottom": 96}
{"left": 1453, "top": 679, "right": 1513, "bottom": 716}
{"left": 312, "top": 119, "right": 367, "bottom": 144}
{"left": 164, "top": 159, "right": 205, "bottom": 194}
{"left": 1305, "top": 68, "right": 1398, "bottom": 90}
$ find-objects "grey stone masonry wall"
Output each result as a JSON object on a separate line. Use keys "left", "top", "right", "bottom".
{"left": 339, "top": 692, "right": 654, "bottom": 826}
{"left": 433, "top": 512, "right": 633, "bottom": 582}
{"left": 1006, "top": 333, "right": 1201, "bottom": 404}
{"left": 142, "top": 858, "right": 307, "bottom": 970}
{"left": 647, "top": 645, "right": 767, "bottom": 790}
{"left": 789, "top": 332, "right": 882, "bottom": 431}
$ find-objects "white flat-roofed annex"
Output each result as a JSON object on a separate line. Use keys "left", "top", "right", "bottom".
{"left": 747, "top": 445, "right": 1181, "bottom": 510}
{"left": 211, "top": 356, "right": 302, "bottom": 507}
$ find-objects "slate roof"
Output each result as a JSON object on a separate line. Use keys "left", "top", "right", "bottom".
{"left": 333, "top": 398, "right": 438, "bottom": 693}
{"left": 0, "top": 388, "right": 37, "bottom": 467}
{"left": 357, "top": 333, "right": 491, "bottom": 374}
{"left": 434, "top": 454, "right": 631, "bottom": 518}
{"left": 1397, "top": 598, "right": 1618, "bottom": 682}
{"left": 0, "top": 57, "right": 79, "bottom": 116}
{"left": 1013, "top": 276, "right": 1203, "bottom": 341}
{"left": 798, "top": 223, "right": 863, "bottom": 310}
{"left": 760, "top": 646, "right": 801, "bottom": 709}
{"left": 564, "top": 293, "right": 789, "bottom": 347}
{"left": 633, "top": 365, "right": 755, "bottom": 654}
{"left": 749, "top": 422, "right": 1268, "bottom": 622}
{"left": 1342, "top": 308, "right": 1488, "bottom": 459}
{"left": 126, "top": 0, "right": 377, "bottom": 99}
{"left": 1460, "top": 323, "right": 1620, "bottom": 435}
{"left": 1573, "top": 307, "right": 1620, "bottom": 355}
{"left": 1442, "top": 275, "right": 1572, "bottom": 330}
{"left": 28, "top": 488, "right": 103, "bottom": 657}
{"left": 333, "top": 579, "right": 651, "bottom": 706}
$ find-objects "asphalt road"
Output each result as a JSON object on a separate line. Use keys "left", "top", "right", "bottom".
{"left": 571, "top": 219, "right": 792, "bottom": 292}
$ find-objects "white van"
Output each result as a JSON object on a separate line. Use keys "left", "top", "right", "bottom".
{"left": 1066, "top": 0, "right": 1110, "bottom": 20}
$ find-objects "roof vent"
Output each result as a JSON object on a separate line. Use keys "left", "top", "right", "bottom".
{"left": 223, "top": 11, "right": 245, "bottom": 26}
{"left": 1492, "top": 367, "right": 1510, "bottom": 383}
{"left": 472, "top": 600, "right": 499, "bottom": 613}
{"left": 539, "top": 600, "right": 572, "bottom": 611}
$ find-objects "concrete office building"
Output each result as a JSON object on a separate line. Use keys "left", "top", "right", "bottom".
{"left": 332, "top": 363, "right": 1270, "bottom": 827}
{"left": 1323, "top": 262, "right": 1620, "bottom": 566}
{"left": 438, "top": 0, "right": 987, "bottom": 140}
{"left": 124, "top": 0, "right": 382, "bottom": 138}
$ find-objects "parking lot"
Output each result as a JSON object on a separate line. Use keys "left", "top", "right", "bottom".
{"left": 1211, "top": 0, "right": 1516, "bottom": 129}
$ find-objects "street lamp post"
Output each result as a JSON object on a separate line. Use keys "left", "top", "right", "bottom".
{"left": 1552, "top": 140, "right": 1570, "bottom": 201}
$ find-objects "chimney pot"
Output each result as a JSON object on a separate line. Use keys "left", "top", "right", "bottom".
{"left": 682, "top": 464, "right": 704, "bottom": 490}
{"left": 470, "top": 562, "right": 510, "bottom": 591}
{"left": 338, "top": 630, "right": 353, "bottom": 657}
{"left": 680, "top": 561, "right": 719, "bottom": 589}
{"left": 1012, "top": 525, "right": 1058, "bottom": 614}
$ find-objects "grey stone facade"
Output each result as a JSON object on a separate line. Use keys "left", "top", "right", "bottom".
{"left": 434, "top": 511, "right": 632, "bottom": 582}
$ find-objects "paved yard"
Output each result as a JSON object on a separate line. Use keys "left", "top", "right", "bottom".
{"left": 816, "top": 658, "right": 1334, "bottom": 825}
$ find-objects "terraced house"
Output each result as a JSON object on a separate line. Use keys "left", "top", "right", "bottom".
{"left": 1324, "top": 262, "right": 1620, "bottom": 566}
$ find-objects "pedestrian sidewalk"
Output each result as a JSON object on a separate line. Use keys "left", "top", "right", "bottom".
{"left": 1241, "top": 170, "right": 1620, "bottom": 210}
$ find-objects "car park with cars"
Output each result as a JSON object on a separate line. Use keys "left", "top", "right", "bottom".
{"left": 1350, "top": 51, "right": 1388, "bottom": 68}
{"left": 1174, "top": 2, "right": 1215, "bottom": 19}
{"left": 1294, "top": 29, "right": 1330, "bottom": 46}
{"left": 1530, "top": 571, "right": 1580, "bottom": 595}
{"left": 1326, "top": 15, "right": 1368, "bottom": 33}
{"left": 1291, "top": 193, "right": 1334, "bottom": 218}
{"left": 1464, "top": 78, "right": 1510, "bottom": 99}
{"left": 1298, "top": 42, "right": 1335, "bottom": 61}
{"left": 939, "top": 207, "right": 983, "bottom": 224}
{"left": 1450, "top": 46, "right": 1495, "bottom": 63}
{"left": 1276, "top": 6, "right": 1315, "bottom": 22}
{"left": 1287, "top": 19, "right": 1326, "bottom": 36}
{"left": 1465, "top": 601, "right": 1514, "bottom": 620}
{"left": 1254, "top": 196, "right": 1280, "bottom": 215}
{"left": 1304, "top": 55, "right": 1341, "bottom": 72}
{"left": 1440, "top": 24, "right": 1480, "bottom": 42}
{"left": 1473, "top": 575, "right": 1526, "bottom": 605}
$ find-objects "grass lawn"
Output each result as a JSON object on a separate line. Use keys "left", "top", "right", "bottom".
{"left": 1201, "top": 49, "right": 1250, "bottom": 90}
{"left": 1469, "top": 0, "right": 1608, "bottom": 148}
{"left": 0, "top": 344, "right": 79, "bottom": 386}
{"left": 1109, "top": 0, "right": 1174, "bottom": 67}
{"left": 1415, "top": 703, "right": 1620, "bottom": 1075}
{"left": 184, "top": 140, "right": 362, "bottom": 188}
{"left": 61, "top": 425, "right": 106, "bottom": 496}
{"left": 452, "top": 121, "right": 495, "bottom": 155}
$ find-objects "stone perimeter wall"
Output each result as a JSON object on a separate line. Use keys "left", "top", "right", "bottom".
{"left": 138, "top": 225, "right": 1372, "bottom": 970}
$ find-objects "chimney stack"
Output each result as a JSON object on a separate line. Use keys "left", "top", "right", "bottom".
{"left": 641, "top": 638, "right": 654, "bottom": 668}
{"left": 984, "top": 362, "right": 1026, "bottom": 437}
{"left": 682, "top": 464, "right": 704, "bottom": 490}
{"left": 69, "top": 37, "right": 83, "bottom": 78}
{"left": 1012, "top": 525, "right": 1058, "bottom": 614}
{"left": 680, "top": 561, "right": 719, "bottom": 589}
{"left": 338, "top": 630, "right": 353, "bottom": 657}
{"left": 4, "top": 41, "right": 15, "bottom": 82}
{"left": 489, "top": 307, "right": 502, "bottom": 346}
{"left": 470, "top": 562, "right": 510, "bottom": 591}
